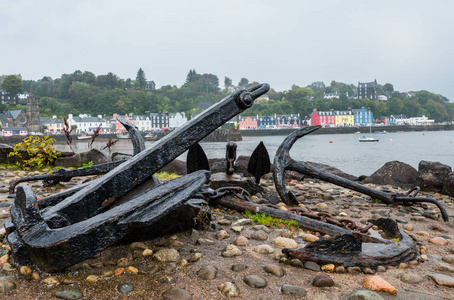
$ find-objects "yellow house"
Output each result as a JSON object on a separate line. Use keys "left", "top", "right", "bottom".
{"left": 335, "top": 111, "right": 354, "bottom": 127}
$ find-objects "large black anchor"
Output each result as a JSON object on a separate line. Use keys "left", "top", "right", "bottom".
{"left": 273, "top": 125, "right": 449, "bottom": 221}
{"left": 6, "top": 83, "right": 270, "bottom": 272}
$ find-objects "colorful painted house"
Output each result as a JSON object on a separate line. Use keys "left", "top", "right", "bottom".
{"left": 310, "top": 109, "right": 336, "bottom": 127}
{"left": 257, "top": 115, "right": 276, "bottom": 129}
{"left": 1, "top": 127, "right": 28, "bottom": 136}
{"left": 352, "top": 107, "right": 373, "bottom": 126}
{"left": 275, "top": 114, "right": 300, "bottom": 128}
{"left": 239, "top": 116, "right": 257, "bottom": 130}
{"left": 335, "top": 111, "right": 354, "bottom": 127}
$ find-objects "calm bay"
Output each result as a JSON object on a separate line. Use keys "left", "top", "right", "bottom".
{"left": 54, "top": 130, "right": 454, "bottom": 177}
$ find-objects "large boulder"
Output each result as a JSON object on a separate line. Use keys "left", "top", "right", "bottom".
{"left": 362, "top": 161, "right": 418, "bottom": 189}
{"left": 417, "top": 160, "right": 452, "bottom": 193}
{"left": 441, "top": 173, "right": 454, "bottom": 197}
{"left": 54, "top": 149, "right": 108, "bottom": 168}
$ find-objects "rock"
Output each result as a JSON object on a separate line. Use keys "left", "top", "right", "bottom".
{"left": 126, "top": 266, "right": 138, "bottom": 274}
{"left": 157, "top": 159, "right": 187, "bottom": 175}
{"left": 196, "top": 238, "right": 215, "bottom": 246}
{"left": 243, "top": 275, "right": 267, "bottom": 288}
{"left": 312, "top": 273, "right": 335, "bottom": 287}
{"left": 315, "top": 203, "right": 329, "bottom": 212}
{"left": 54, "top": 149, "right": 108, "bottom": 168}
{"left": 428, "top": 273, "right": 454, "bottom": 287}
{"left": 114, "top": 268, "right": 125, "bottom": 275}
{"left": 272, "top": 237, "right": 297, "bottom": 248}
{"left": 263, "top": 264, "right": 285, "bottom": 277}
{"left": 321, "top": 264, "right": 335, "bottom": 273}
{"left": 254, "top": 244, "right": 274, "bottom": 254}
{"left": 349, "top": 289, "right": 384, "bottom": 300}
{"left": 231, "top": 226, "right": 243, "bottom": 233}
{"left": 54, "top": 288, "right": 84, "bottom": 299}
{"left": 218, "top": 282, "right": 239, "bottom": 297}
{"left": 362, "top": 268, "right": 375, "bottom": 275}
{"left": 218, "top": 219, "right": 232, "bottom": 225}
{"left": 209, "top": 173, "right": 264, "bottom": 195}
{"left": 429, "top": 237, "right": 448, "bottom": 245}
{"left": 222, "top": 244, "right": 242, "bottom": 257}
{"left": 442, "top": 254, "right": 454, "bottom": 265}
{"left": 232, "top": 218, "right": 252, "bottom": 226}
{"left": 117, "top": 283, "right": 134, "bottom": 293}
{"left": 85, "top": 275, "right": 99, "bottom": 282}
{"left": 216, "top": 230, "right": 230, "bottom": 240}
{"left": 162, "top": 287, "right": 192, "bottom": 300}
{"left": 31, "top": 272, "right": 41, "bottom": 280}
{"left": 363, "top": 275, "right": 396, "bottom": 295}
{"left": 401, "top": 273, "right": 424, "bottom": 284}
{"left": 289, "top": 258, "right": 304, "bottom": 267}
{"left": 442, "top": 173, "right": 454, "bottom": 196}
{"left": 301, "top": 233, "right": 319, "bottom": 242}
{"left": 153, "top": 249, "right": 180, "bottom": 262}
{"left": 234, "top": 236, "right": 249, "bottom": 246}
{"left": 43, "top": 276, "right": 59, "bottom": 285}
{"left": 363, "top": 161, "right": 418, "bottom": 189}
{"left": 130, "top": 242, "right": 148, "bottom": 251}
{"left": 280, "top": 284, "right": 307, "bottom": 297}
{"left": 231, "top": 264, "right": 248, "bottom": 272}
{"left": 19, "top": 266, "right": 32, "bottom": 275}
{"left": 0, "top": 277, "right": 16, "bottom": 294}
{"left": 252, "top": 224, "right": 271, "bottom": 233}
{"left": 418, "top": 161, "right": 452, "bottom": 193}
{"left": 197, "top": 265, "right": 217, "bottom": 280}
{"left": 142, "top": 249, "right": 153, "bottom": 257}
{"left": 305, "top": 261, "right": 321, "bottom": 271}
{"left": 335, "top": 266, "right": 346, "bottom": 273}
{"left": 435, "top": 261, "right": 454, "bottom": 272}
{"left": 251, "top": 230, "right": 268, "bottom": 241}
{"left": 403, "top": 224, "right": 414, "bottom": 231}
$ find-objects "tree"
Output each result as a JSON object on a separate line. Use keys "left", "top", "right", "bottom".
{"left": 224, "top": 76, "right": 233, "bottom": 90}
{"left": 136, "top": 68, "right": 147, "bottom": 89}
{"left": 186, "top": 69, "right": 197, "bottom": 83}
{"left": 1, "top": 75, "right": 24, "bottom": 95}
{"left": 238, "top": 78, "right": 249, "bottom": 88}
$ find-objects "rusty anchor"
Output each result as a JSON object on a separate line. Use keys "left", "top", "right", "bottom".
{"left": 273, "top": 125, "right": 449, "bottom": 222}
{"left": 8, "top": 116, "right": 148, "bottom": 194}
{"left": 6, "top": 83, "right": 270, "bottom": 272}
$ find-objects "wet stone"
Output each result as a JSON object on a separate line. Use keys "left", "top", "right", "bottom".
{"left": 153, "top": 249, "right": 180, "bottom": 262}
{"left": 312, "top": 273, "right": 334, "bottom": 287}
{"left": 117, "top": 283, "right": 134, "bottom": 293}
{"left": 55, "top": 288, "right": 84, "bottom": 299}
{"left": 222, "top": 244, "right": 242, "bottom": 257}
{"left": 215, "top": 230, "right": 230, "bottom": 240}
{"left": 428, "top": 273, "right": 454, "bottom": 287}
{"left": 197, "top": 265, "right": 217, "bottom": 280}
{"left": 401, "top": 273, "right": 424, "bottom": 284}
{"left": 251, "top": 230, "right": 268, "bottom": 241}
{"left": 234, "top": 236, "right": 249, "bottom": 246}
{"left": 304, "top": 261, "right": 321, "bottom": 271}
{"left": 218, "top": 282, "right": 239, "bottom": 297}
{"left": 280, "top": 284, "right": 307, "bottom": 297}
{"left": 254, "top": 244, "right": 274, "bottom": 254}
{"left": 243, "top": 275, "right": 267, "bottom": 288}
{"left": 196, "top": 238, "right": 215, "bottom": 245}
{"left": 231, "top": 264, "right": 248, "bottom": 272}
{"left": 162, "top": 287, "right": 192, "bottom": 300}
{"left": 349, "top": 290, "right": 384, "bottom": 300}
{"left": 0, "top": 276, "right": 16, "bottom": 294}
{"left": 396, "top": 218, "right": 408, "bottom": 224}
{"left": 263, "top": 264, "right": 285, "bottom": 277}
{"left": 272, "top": 237, "right": 297, "bottom": 248}
{"left": 442, "top": 254, "right": 454, "bottom": 265}
{"left": 289, "top": 258, "right": 304, "bottom": 267}
{"left": 348, "top": 267, "right": 362, "bottom": 275}
{"left": 43, "top": 276, "right": 59, "bottom": 285}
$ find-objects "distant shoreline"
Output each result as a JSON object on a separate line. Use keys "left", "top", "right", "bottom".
{"left": 239, "top": 124, "right": 454, "bottom": 136}
{"left": 1, "top": 124, "right": 453, "bottom": 144}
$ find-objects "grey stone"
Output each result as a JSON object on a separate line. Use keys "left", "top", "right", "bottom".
{"left": 54, "top": 288, "right": 84, "bottom": 299}
{"left": 280, "top": 284, "right": 307, "bottom": 296}
{"left": 263, "top": 264, "right": 285, "bottom": 277}
{"left": 428, "top": 273, "right": 454, "bottom": 287}
{"left": 162, "top": 288, "right": 192, "bottom": 300}
{"left": 401, "top": 273, "right": 425, "bottom": 284}
{"left": 116, "top": 283, "right": 134, "bottom": 294}
{"left": 217, "top": 282, "right": 239, "bottom": 298}
{"left": 153, "top": 249, "right": 180, "bottom": 262}
{"left": 197, "top": 265, "right": 217, "bottom": 280}
{"left": 349, "top": 289, "right": 384, "bottom": 300}
{"left": 442, "top": 254, "right": 454, "bottom": 265}
{"left": 0, "top": 277, "right": 16, "bottom": 294}
{"left": 304, "top": 261, "right": 321, "bottom": 271}
{"left": 312, "top": 273, "right": 334, "bottom": 287}
{"left": 243, "top": 275, "right": 267, "bottom": 288}
{"left": 363, "top": 161, "right": 418, "bottom": 189}
{"left": 418, "top": 160, "right": 452, "bottom": 193}
{"left": 231, "top": 264, "right": 248, "bottom": 272}
{"left": 251, "top": 230, "right": 268, "bottom": 241}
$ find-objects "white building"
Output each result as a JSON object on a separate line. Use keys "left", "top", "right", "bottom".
{"left": 169, "top": 112, "right": 187, "bottom": 129}
{"left": 130, "top": 115, "right": 152, "bottom": 132}
{"left": 67, "top": 114, "right": 110, "bottom": 134}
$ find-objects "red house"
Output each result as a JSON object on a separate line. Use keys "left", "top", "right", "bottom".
{"left": 238, "top": 116, "right": 257, "bottom": 130}
{"left": 310, "top": 109, "right": 336, "bottom": 127}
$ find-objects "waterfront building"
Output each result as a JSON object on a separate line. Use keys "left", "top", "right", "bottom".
{"left": 352, "top": 107, "right": 373, "bottom": 126}
{"left": 257, "top": 115, "right": 276, "bottom": 129}
{"left": 169, "top": 112, "right": 188, "bottom": 129}
{"left": 239, "top": 116, "right": 257, "bottom": 130}
{"left": 335, "top": 110, "right": 354, "bottom": 127}
{"left": 275, "top": 114, "right": 300, "bottom": 128}
{"left": 357, "top": 80, "right": 378, "bottom": 100}
{"left": 310, "top": 109, "right": 336, "bottom": 127}
{"left": 376, "top": 116, "right": 389, "bottom": 125}
{"left": 41, "top": 116, "right": 64, "bottom": 134}
{"left": 1, "top": 127, "right": 28, "bottom": 136}
{"left": 67, "top": 114, "right": 110, "bottom": 134}
{"left": 148, "top": 112, "right": 170, "bottom": 130}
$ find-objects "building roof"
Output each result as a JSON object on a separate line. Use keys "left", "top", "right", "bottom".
{"left": 5, "top": 110, "right": 22, "bottom": 119}
{"left": 72, "top": 116, "right": 104, "bottom": 123}
{"left": 2, "top": 127, "right": 28, "bottom": 131}
{"left": 0, "top": 113, "right": 8, "bottom": 125}
{"left": 41, "top": 117, "right": 64, "bottom": 125}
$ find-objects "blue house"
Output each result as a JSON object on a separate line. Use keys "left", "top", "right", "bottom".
{"left": 352, "top": 107, "right": 373, "bottom": 126}
{"left": 257, "top": 115, "right": 276, "bottom": 129}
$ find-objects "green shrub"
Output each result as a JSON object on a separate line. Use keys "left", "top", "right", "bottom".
{"left": 8, "top": 135, "right": 60, "bottom": 170}
{"left": 245, "top": 210, "right": 299, "bottom": 229}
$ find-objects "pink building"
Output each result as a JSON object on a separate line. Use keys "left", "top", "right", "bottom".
{"left": 310, "top": 109, "right": 336, "bottom": 127}
{"left": 1, "top": 127, "right": 28, "bottom": 136}
{"left": 238, "top": 116, "right": 257, "bottom": 130}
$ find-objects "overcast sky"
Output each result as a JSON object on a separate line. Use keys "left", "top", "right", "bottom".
{"left": 1, "top": 1, "right": 454, "bottom": 100}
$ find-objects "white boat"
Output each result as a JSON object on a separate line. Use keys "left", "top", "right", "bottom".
{"left": 359, "top": 124, "right": 379, "bottom": 142}
{"left": 116, "top": 133, "right": 130, "bottom": 139}
{"left": 359, "top": 137, "right": 379, "bottom": 142}
{"left": 77, "top": 134, "right": 91, "bottom": 140}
